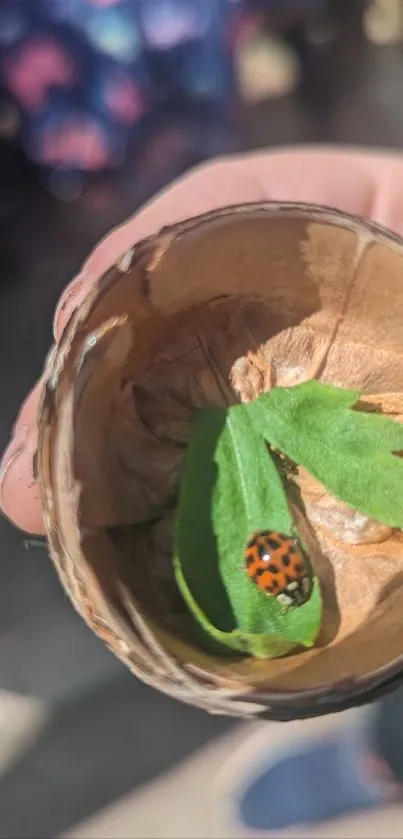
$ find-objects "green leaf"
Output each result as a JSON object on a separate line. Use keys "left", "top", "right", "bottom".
{"left": 174, "top": 406, "right": 322, "bottom": 659}
{"left": 247, "top": 380, "right": 403, "bottom": 528}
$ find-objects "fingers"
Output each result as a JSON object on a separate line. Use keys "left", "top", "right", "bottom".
{"left": 3, "top": 145, "right": 403, "bottom": 534}
{"left": 0, "top": 425, "right": 40, "bottom": 535}
{"left": 244, "top": 147, "right": 376, "bottom": 219}
{"left": 244, "top": 146, "right": 403, "bottom": 235}
{"left": 0, "top": 381, "right": 43, "bottom": 533}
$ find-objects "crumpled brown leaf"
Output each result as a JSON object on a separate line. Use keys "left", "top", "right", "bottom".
{"left": 36, "top": 203, "right": 403, "bottom": 718}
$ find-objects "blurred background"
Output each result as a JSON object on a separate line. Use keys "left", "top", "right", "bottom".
{"left": 1, "top": 1, "right": 403, "bottom": 836}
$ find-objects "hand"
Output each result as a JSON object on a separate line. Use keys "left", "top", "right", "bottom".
{"left": 2, "top": 146, "right": 403, "bottom": 534}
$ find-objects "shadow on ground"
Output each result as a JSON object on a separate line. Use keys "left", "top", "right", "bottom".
{"left": 0, "top": 672, "right": 234, "bottom": 839}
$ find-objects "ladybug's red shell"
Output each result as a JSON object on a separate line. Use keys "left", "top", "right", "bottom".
{"left": 244, "top": 531, "right": 311, "bottom": 607}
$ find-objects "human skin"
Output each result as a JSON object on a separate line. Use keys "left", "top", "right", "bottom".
{"left": 2, "top": 145, "right": 403, "bottom": 535}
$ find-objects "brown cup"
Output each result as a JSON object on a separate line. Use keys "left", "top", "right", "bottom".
{"left": 36, "top": 202, "right": 403, "bottom": 719}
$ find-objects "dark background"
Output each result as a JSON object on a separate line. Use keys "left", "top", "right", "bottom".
{"left": 1, "top": 3, "right": 403, "bottom": 836}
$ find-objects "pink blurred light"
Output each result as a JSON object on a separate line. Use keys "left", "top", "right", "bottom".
{"left": 87, "top": 0, "right": 120, "bottom": 6}
{"left": 40, "top": 119, "right": 111, "bottom": 169}
{"left": 4, "top": 37, "right": 76, "bottom": 110}
{"left": 104, "top": 79, "right": 147, "bottom": 124}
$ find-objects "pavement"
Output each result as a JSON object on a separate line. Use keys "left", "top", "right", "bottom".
{"left": 65, "top": 714, "right": 403, "bottom": 839}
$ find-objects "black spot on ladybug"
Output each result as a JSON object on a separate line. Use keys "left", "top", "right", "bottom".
{"left": 282, "top": 555, "right": 290, "bottom": 567}
{"left": 285, "top": 573, "right": 294, "bottom": 585}
{"left": 294, "top": 562, "right": 304, "bottom": 573}
{"left": 255, "top": 567, "right": 265, "bottom": 577}
{"left": 245, "top": 555, "right": 255, "bottom": 567}
{"left": 268, "top": 563, "right": 279, "bottom": 574}
{"left": 267, "top": 538, "right": 282, "bottom": 550}
{"left": 271, "top": 579, "right": 279, "bottom": 589}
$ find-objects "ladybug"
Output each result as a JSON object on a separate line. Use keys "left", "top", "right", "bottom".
{"left": 244, "top": 531, "right": 311, "bottom": 607}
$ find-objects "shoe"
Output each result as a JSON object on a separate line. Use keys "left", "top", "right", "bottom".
{"left": 214, "top": 712, "right": 402, "bottom": 837}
